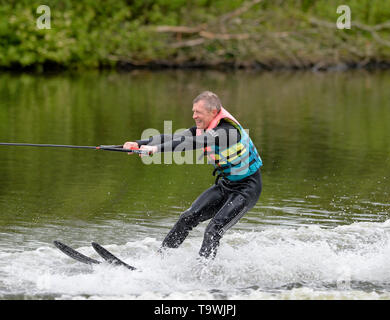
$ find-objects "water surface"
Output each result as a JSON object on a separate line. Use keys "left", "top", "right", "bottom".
{"left": 0, "top": 70, "right": 389, "bottom": 299}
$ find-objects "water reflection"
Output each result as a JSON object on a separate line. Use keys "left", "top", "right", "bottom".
{"left": 0, "top": 70, "right": 389, "bottom": 232}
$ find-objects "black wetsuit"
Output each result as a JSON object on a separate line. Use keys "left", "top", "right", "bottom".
{"left": 136, "top": 120, "right": 262, "bottom": 258}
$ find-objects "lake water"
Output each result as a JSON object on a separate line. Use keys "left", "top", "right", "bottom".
{"left": 0, "top": 70, "right": 389, "bottom": 299}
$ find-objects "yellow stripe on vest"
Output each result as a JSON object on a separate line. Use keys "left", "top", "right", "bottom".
{"left": 220, "top": 142, "right": 245, "bottom": 158}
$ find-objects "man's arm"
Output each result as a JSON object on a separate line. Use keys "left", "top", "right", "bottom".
{"left": 135, "top": 127, "right": 196, "bottom": 147}
{"left": 153, "top": 121, "right": 241, "bottom": 153}
{"left": 123, "top": 127, "right": 196, "bottom": 155}
{"left": 125, "top": 120, "right": 241, "bottom": 155}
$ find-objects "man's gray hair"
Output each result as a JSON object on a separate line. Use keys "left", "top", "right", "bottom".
{"left": 193, "top": 91, "right": 222, "bottom": 112}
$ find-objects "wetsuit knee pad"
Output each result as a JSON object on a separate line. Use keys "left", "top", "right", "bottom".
{"left": 162, "top": 208, "right": 197, "bottom": 249}
{"left": 177, "top": 207, "right": 198, "bottom": 227}
{"left": 204, "top": 195, "right": 249, "bottom": 243}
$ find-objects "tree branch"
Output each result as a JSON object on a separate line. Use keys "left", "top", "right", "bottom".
{"left": 218, "top": 0, "right": 263, "bottom": 24}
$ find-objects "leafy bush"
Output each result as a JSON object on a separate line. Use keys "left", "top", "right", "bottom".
{"left": 0, "top": 0, "right": 389, "bottom": 70}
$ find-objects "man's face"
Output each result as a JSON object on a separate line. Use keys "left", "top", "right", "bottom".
{"left": 192, "top": 100, "right": 218, "bottom": 130}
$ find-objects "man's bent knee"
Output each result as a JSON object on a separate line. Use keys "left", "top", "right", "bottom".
{"left": 161, "top": 207, "right": 201, "bottom": 248}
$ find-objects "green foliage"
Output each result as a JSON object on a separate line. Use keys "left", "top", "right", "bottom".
{"left": 0, "top": 0, "right": 389, "bottom": 70}
{"left": 0, "top": 0, "right": 172, "bottom": 69}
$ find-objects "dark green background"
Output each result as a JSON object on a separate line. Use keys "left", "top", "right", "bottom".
{"left": 0, "top": 70, "right": 389, "bottom": 236}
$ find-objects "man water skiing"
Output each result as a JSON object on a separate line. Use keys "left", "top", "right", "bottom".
{"left": 124, "top": 91, "right": 262, "bottom": 259}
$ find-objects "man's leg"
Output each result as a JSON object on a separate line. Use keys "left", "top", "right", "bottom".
{"left": 161, "top": 184, "right": 227, "bottom": 249}
{"left": 199, "top": 170, "right": 263, "bottom": 258}
{"left": 198, "top": 193, "right": 252, "bottom": 259}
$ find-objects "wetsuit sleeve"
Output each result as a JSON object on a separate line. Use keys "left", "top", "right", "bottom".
{"left": 135, "top": 127, "right": 196, "bottom": 147}
{"left": 153, "top": 121, "right": 240, "bottom": 152}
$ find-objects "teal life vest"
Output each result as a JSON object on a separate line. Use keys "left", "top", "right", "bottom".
{"left": 196, "top": 107, "right": 262, "bottom": 181}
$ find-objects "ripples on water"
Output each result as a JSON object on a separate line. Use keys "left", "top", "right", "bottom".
{"left": 1, "top": 215, "right": 390, "bottom": 300}
{"left": 248, "top": 198, "right": 390, "bottom": 229}
{"left": 0, "top": 70, "right": 389, "bottom": 299}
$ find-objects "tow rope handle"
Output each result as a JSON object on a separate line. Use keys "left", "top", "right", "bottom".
{"left": 96, "top": 145, "right": 152, "bottom": 155}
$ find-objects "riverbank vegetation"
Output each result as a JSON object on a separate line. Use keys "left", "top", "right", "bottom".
{"left": 1, "top": 0, "right": 390, "bottom": 71}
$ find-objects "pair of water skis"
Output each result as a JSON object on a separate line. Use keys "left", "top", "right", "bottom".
{"left": 53, "top": 241, "right": 136, "bottom": 271}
